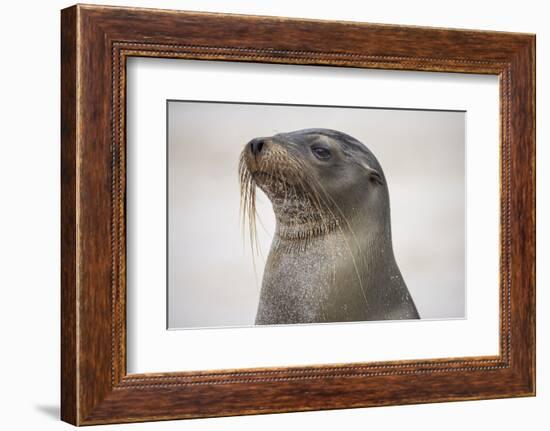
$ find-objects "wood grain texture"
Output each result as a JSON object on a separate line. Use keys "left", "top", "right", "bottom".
{"left": 60, "top": 4, "right": 536, "bottom": 425}
{"left": 60, "top": 5, "right": 78, "bottom": 425}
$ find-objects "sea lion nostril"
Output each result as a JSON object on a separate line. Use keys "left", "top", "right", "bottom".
{"left": 250, "top": 138, "right": 265, "bottom": 155}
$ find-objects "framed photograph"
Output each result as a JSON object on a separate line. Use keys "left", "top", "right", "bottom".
{"left": 61, "top": 4, "right": 535, "bottom": 425}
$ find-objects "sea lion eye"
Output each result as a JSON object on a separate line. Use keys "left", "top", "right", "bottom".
{"left": 311, "top": 146, "right": 331, "bottom": 160}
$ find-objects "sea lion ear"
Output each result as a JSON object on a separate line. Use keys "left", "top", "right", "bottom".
{"left": 369, "top": 169, "right": 384, "bottom": 185}
{"left": 363, "top": 165, "right": 384, "bottom": 185}
{"left": 359, "top": 160, "right": 384, "bottom": 185}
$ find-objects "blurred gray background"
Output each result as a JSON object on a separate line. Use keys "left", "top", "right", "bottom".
{"left": 168, "top": 101, "right": 465, "bottom": 329}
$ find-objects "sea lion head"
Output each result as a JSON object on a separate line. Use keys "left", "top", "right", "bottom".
{"left": 239, "top": 128, "right": 390, "bottom": 245}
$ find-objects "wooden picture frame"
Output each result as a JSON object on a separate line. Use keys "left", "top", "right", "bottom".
{"left": 61, "top": 4, "right": 535, "bottom": 425}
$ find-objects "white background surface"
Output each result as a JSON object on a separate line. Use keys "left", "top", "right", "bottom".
{"left": 0, "top": 0, "right": 546, "bottom": 430}
{"left": 127, "top": 60, "right": 499, "bottom": 373}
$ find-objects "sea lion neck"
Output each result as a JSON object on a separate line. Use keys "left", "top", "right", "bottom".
{"left": 270, "top": 194, "right": 342, "bottom": 243}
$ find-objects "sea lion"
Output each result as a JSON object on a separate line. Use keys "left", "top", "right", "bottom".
{"left": 239, "top": 128, "right": 419, "bottom": 325}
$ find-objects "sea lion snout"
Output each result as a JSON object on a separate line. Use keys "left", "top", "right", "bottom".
{"left": 245, "top": 136, "right": 277, "bottom": 172}
{"left": 249, "top": 137, "right": 267, "bottom": 156}
{"left": 243, "top": 136, "right": 291, "bottom": 175}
